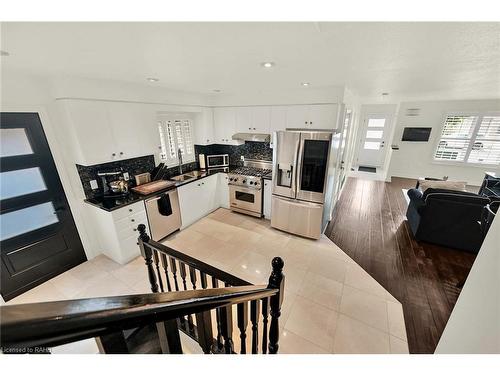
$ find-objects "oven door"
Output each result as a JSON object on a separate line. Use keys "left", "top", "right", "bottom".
{"left": 229, "top": 185, "right": 262, "bottom": 216}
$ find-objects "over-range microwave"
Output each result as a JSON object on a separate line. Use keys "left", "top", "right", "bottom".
{"left": 207, "top": 154, "right": 229, "bottom": 168}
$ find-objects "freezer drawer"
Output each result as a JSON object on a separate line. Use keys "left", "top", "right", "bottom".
{"left": 271, "top": 195, "right": 324, "bottom": 239}
{"left": 145, "top": 189, "right": 182, "bottom": 241}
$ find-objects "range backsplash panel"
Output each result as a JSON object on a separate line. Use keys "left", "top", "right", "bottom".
{"left": 195, "top": 141, "right": 272, "bottom": 167}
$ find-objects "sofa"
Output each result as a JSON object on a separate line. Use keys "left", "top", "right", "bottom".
{"left": 406, "top": 187, "right": 491, "bottom": 253}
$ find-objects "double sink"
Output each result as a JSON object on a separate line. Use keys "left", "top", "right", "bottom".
{"left": 169, "top": 170, "right": 205, "bottom": 182}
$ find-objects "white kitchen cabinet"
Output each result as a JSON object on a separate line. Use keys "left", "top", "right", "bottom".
{"left": 178, "top": 174, "right": 219, "bottom": 228}
{"left": 251, "top": 107, "right": 271, "bottom": 133}
{"left": 193, "top": 108, "right": 214, "bottom": 145}
{"left": 62, "top": 99, "right": 118, "bottom": 165}
{"left": 235, "top": 107, "right": 253, "bottom": 133}
{"left": 263, "top": 179, "right": 272, "bottom": 219}
{"left": 285, "top": 104, "right": 338, "bottom": 130}
{"left": 269, "top": 106, "right": 287, "bottom": 148}
{"left": 213, "top": 107, "right": 239, "bottom": 145}
{"left": 85, "top": 200, "right": 149, "bottom": 264}
{"left": 218, "top": 173, "right": 229, "bottom": 208}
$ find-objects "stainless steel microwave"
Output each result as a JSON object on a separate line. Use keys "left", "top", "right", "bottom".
{"left": 207, "top": 154, "right": 229, "bottom": 168}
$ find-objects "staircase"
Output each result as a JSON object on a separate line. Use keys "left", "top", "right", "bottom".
{"left": 0, "top": 224, "right": 285, "bottom": 354}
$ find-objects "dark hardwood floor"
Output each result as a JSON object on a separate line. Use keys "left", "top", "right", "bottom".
{"left": 325, "top": 176, "right": 476, "bottom": 354}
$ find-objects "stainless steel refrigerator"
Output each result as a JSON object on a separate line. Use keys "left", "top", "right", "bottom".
{"left": 271, "top": 130, "right": 340, "bottom": 239}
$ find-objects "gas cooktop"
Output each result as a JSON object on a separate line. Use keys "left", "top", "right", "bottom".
{"left": 229, "top": 166, "right": 272, "bottom": 178}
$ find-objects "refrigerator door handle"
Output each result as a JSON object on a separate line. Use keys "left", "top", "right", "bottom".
{"left": 294, "top": 135, "right": 304, "bottom": 198}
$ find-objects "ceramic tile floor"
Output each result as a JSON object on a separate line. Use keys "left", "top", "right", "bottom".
{"left": 5, "top": 208, "right": 408, "bottom": 354}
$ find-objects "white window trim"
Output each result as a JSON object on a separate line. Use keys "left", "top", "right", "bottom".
{"left": 432, "top": 111, "right": 500, "bottom": 167}
{"left": 158, "top": 115, "right": 196, "bottom": 168}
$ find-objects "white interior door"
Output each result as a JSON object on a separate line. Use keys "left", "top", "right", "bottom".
{"left": 357, "top": 114, "right": 391, "bottom": 167}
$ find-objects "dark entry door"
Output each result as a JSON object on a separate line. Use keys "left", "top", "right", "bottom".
{"left": 1, "top": 113, "right": 86, "bottom": 301}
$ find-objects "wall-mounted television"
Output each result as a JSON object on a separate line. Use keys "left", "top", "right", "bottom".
{"left": 402, "top": 127, "right": 432, "bottom": 142}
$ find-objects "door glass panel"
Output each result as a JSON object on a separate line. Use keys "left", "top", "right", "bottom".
{"left": 366, "top": 130, "right": 383, "bottom": 139}
{"left": 364, "top": 141, "right": 380, "bottom": 150}
{"left": 235, "top": 191, "right": 255, "bottom": 203}
{"left": 0, "top": 167, "right": 47, "bottom": 200}
{"left": 300, "top": 140, "right": 329, "bottom": 193}
{"left": 0, "top": 202, "right": 59, "bottom": 241}
{"left": 0, "top": 128, "right": 34, "bottom": 157}
{"left": 367, "top": 119, "right": 386, "bottom": 127}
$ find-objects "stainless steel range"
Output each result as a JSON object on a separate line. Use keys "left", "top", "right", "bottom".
{"left": 228, "top": 159, "right": 272, "bottom": 217}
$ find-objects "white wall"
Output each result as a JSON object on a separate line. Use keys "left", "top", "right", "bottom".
{"left": 435, "top": 215, "right": 500, "bottom": 354}
{"left": 387, "top": 99, "right": 500, "bottom": 185}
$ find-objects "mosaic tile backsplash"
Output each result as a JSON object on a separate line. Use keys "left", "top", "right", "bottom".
{"left": 195, "top": 141, "right": 272, "bottom": 167}
{"left": 77, "top": 141, "right": 272, "bottom": 199}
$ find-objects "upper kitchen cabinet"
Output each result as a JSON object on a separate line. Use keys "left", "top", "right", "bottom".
{"left": 213, "top": 107, "right": 240, "bottom": 145}
{"left": 60, "top": 99, "right": 118, "bottom": 165}
{"left": 285, "top": 104, "right": 339, "bottom": 130}
{"left": 193, "top": 108, "right": 214, "bottom": 145}
{"left": 235, "top": 106, "right": 271, "bottom": 134}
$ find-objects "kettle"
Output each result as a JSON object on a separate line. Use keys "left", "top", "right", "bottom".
{"left": 108, "top": 177, "right": 129, "bottom": 194}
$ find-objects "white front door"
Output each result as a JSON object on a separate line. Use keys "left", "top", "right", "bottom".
{"left": 357, "top": 114, "right": 391, "bottom": 167}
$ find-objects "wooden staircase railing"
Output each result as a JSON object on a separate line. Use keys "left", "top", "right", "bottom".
{"left": 0, "top": 224, "right": 285, "bottom": 354}
{"left": 136, "top": 224, "right": 285, "bottom": 354}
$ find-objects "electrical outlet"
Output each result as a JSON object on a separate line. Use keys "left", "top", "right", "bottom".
{"left": 240, "top": 155, "right": 245, "bottom": 161}
{"left": 90, "top": 179, "right": 98, "bottom": 190}
{"left": 123, "top": 172, "right": 130, "bottom": 181}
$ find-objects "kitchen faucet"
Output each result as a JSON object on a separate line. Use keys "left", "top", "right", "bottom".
{"left": 177, "top": 148, "right": 183, "bottom": 174}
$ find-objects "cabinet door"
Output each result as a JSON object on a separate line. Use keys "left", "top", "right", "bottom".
{"left": 308, "top": 104, "right": 338, "bottom": 130}
{"left": 270, "top": 106, "right": 287, "bottom": 133}
{"left": 252, "top": 107, "right": 271, "bottom": 133}
{"left": 218, "top": 173, "right": 229, "bottom": 209}
{"left": 193, "top": 108, "right": 214, "bottom": 145}
{"left": 63, "top": 100, "right": 117, "bottom": 165}
{"left": 178, "top": 182, "right": 203, "bottom": 228}
{"left": 236, "top": 107, "right": 253, "bottom": 133}
{"left": 202, "top": 174, "right": 218, "bottom": 213}
{"left": 213, "top": 107, "right": 236, "bottom": 144}
{"left": 263, "top": 179, "right": 272, "bottom": 219}
{"left": 285, "top": 105, "right": 309, "bottom": 129}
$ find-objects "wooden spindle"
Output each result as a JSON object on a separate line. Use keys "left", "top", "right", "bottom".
{"left": 237, "top": 302, "right": 249, "bottom": 354}
{"left": 152, "top": 250, "right": 164, "bottom": 293}
{"left": 195, "top": 310, "right": 214, "bottom": 354}
{"left": 179, "top": 262, "right": 188, "bottom": 290}
{"left": 160, "top": 253, "right": 172, "bottom": 292}
{"left": 261, "top": 297, "right": 270, "bottom": 354}
{"left": 211, "top": 277, "right": 224, "bottom": 352}
{"left": 169, "top": 257, "right": 180, "bottom": 291}
{"left": 137, "top": 224, "right": 158, "bottom": 293}
{"left": 250, "top": 299, "right": 260, "bottom": 354}
{"left": 267, "top": 257, "right": 285, "bottom": 354}
{"left": 156, "top": 319, "right": 183, "bottom": 354}
{"left": 200, "top": 271, "right": 208, "bottom": 289}
{"left": 189, "top": 266, "right": 197, "bottom": 290}
{"left": 220, "top": 305, "right": 234, "bottom": 354}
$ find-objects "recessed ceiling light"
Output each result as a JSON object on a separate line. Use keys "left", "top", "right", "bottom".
{"left": 0, "top": 50, "right": 10, "bottom": 57}
{"left": 147, "top": 77, "right": 159, "bottom": 82}
{"left": 301, "top": 82, "right": 310, "bottom": 87}
{"left": 261, "top": 62, "right": 275, "bottom": 68}
{"left": 213, "top": 89, "right": 221, "bottom": 93}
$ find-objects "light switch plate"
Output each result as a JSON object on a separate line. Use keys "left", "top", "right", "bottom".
{"left": 123, "top": 172, "right": 130, "bottom": 181}
{"left": 90, "top": 179, "right": 98, "bottom": 190}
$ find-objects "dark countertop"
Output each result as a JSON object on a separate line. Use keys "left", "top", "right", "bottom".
{"left": 84, "top": 167, "right": 273, "bottom": 212}
{"left": 84, "top": 169, "right": 215, "bottom": 212}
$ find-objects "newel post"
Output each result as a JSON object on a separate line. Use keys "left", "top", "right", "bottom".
{"left": 267, "top": 256, "right": 285, "bottom": 354}
{"left": 138, "top": 224, "right": 158, "bottom": 293}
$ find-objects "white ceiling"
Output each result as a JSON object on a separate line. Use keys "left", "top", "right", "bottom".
{"left": 1, "top": 22, "right": 500, "bottom": 100}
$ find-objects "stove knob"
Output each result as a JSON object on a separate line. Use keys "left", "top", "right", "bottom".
{"left": 254, "top": 181, "right": 259, "bottom": 185}
{"left": 249, "top": 181, "right": 254, "bottom": 185}
{"left": 229, "top": 177, "right": 233, "bottom": 181}
{"left": 242, "top": 179, "right": 246, "bottom": 183}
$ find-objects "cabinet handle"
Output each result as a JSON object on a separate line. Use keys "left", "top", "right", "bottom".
{"left": 133, "top": 228, "right": 137, "bottom": 232}
{"left": 112, "top": 153, "right": 116, "bottom": 157}
{"left": 253, "top": 128, "right": 256, "bottom": 130}
{"left": 129, "top": 209, "right": 133, "bottom": 212}
{"left": 202, "top": 182, "right": 205, "bottom": 185}
{"left": 197, "top": 183, "right": 201, "bottom": 186}
{"left": 120, "top": 151, "right": 124, "bottom": 155}
{"left": 131, "top": 219, "right": 135, "bottom": 222}
{"left": 309, "top": 122, "right": 312, "bottom": 125}
{"left": 304, "top": 121, "right": 307, "bottom": 124}
{"left": 158, "top": 146, "right": 162, "bottom": 149}
{"left": 248, "top": 127, "right": 251, "bottom": 130}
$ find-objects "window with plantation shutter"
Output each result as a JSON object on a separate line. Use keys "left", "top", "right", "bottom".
{"left": 434, "top": 113, "right": 500, "bottom": 166}
{"left": 158, "top": 117, "right": 195, "bottom": 167}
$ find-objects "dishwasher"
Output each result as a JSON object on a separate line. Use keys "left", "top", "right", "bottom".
{"left": 145, "top": 188, "right": 182, "bottom": 241}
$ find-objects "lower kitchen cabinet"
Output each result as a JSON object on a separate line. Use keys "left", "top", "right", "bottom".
{"left": 218, "top": 173, "right": 229, "bottom": 208}
{"left": 85, "top": 200, "right": 149, "bottom": 265}
{"left": 263, "top": 179, "right": 272, "bottom": 219}
{"left": 178, "top": 174, "right": 219, "bottom": 228}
